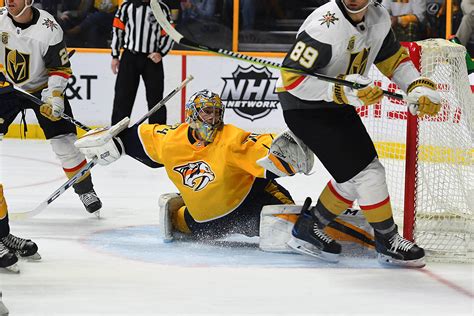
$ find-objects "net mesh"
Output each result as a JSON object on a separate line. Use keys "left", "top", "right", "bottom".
{"left": 365, "top": 39, "right": 473, "bottom": 262}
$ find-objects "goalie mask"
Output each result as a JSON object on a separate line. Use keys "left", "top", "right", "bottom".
{"left": 185, "top": 90, "right": 224, "bottom": 143}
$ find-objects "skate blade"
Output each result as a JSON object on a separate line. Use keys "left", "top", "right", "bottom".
{"left": 93, "top": 210, "right": 101, "bottom": 219}
{"left": 377, "top": 253, "right": 426, "bottom": 268}
{"left": 21, "top": 252, "right": 41, "bottom": 261}
{"left": 287, "top": 237, "right": 339, "bottom": 263}
{"left": 2, "top": 263, "right": 20, "bottom": 274}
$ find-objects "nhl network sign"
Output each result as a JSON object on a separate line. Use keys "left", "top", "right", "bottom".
{"left": 220, "top": 65, "right": 279, "bottom": 121}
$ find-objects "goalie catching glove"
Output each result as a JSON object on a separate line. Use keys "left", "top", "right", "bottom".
{"left": 406, "top": 78, "right": 441, "bottom": 117}
{"left": 330, "top": 74, "right": 384, "bottom": 107}
{"left": 40, "top": 89, "right": 64, "bottom": 121}
{"left": 74, "top": 117, "right": 130, "bottom": 165}
{"left": 257, "top": 129, "right": 314, "bottom": 177}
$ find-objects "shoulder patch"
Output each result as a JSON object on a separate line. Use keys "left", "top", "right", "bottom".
{"left": 319, "top": 11, "right": 339, "bottom": 28}
{"left": 0, "top": 7, "right": 6, "bottom": 15}
{"left": 42, "top": 18, "right": 59, "bottom": 32}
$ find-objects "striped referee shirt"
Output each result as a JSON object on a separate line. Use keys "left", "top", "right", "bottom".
{"left": 111, "top": 0, "right": 174, "bottom": 58}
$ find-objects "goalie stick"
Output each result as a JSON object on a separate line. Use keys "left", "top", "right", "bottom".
{"left": 9, "top": 75, "right": 194, "bottom": 220}
{"left": 149, "top": 0, "right": 405, "bottom": 101}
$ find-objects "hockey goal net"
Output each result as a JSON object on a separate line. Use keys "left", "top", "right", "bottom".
{"left": 364, "top": 39, "right": 473, "bottom": 262}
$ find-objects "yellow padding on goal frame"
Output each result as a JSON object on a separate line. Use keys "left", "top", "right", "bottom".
{"left": 374, "top": 142, "right": 473, "bottom": 165}
{"left": 4, "top": 124, "right": 472, "bottom": 165}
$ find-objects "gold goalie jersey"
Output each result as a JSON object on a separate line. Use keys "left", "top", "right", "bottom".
{"left": 0, "top": 6, "right": 71, "bottom": 93}
{"left": 276, "top": 0, "right": 416, "bottom": 106}
{"left": 121, "top": 123, "right": 274, "bottom": 222}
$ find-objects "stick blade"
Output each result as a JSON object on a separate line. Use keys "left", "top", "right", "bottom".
{"left": 150, "top": 0, "right": 183, "bottom": 43}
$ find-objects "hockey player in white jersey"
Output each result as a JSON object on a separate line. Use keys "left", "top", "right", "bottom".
{"left": 276, "top": 0, "right": 441, "bottom": 267}
{"left": 0, "top": 0, "right": 102, "bottom": 214}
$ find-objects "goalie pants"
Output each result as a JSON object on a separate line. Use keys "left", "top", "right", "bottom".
{"left": 182, "top": 178, "right": 294, "bottom": 239}
{"left": 282, "top": 105, "right": 377, "bottom": 183}
{"left": 111, "top": 49, "right": 166, "bottom": 125}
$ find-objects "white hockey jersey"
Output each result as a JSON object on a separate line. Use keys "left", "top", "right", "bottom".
{"left": 0, "top": 6, "right": 71, "bottom": 93}
{"left": 276, "top": 0, "right": 419, "bottom": 106}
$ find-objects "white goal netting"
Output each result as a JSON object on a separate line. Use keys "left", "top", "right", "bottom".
{"left": 364, "top": 39, "right": 473, "bottom": 262}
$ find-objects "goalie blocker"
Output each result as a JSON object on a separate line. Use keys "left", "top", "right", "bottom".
{"left": 158, "top": 193, "right": 374, "bottom": 252}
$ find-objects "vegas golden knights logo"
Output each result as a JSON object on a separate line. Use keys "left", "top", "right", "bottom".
{"left": 5, "top": 48, "right": 30, "bottom": 84}
{"left": 1, "top": 32, "right": 8, "bottom": 45}
{"left": 346, "top": 48, "right": 370, "bottom": 75}
{"left": 346, "top": 36, "right": 355, "bottom": 52}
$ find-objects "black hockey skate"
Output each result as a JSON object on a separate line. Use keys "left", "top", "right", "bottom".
{"left": 287, "top": 197, "right": 341, "bottom": 263}
{"left": 79, "top": 189, "right": 102, "bottom": 215}
{"left": 1, "top": 234, "right": 41, "bottom": 261}
{"left": 0, "top": 240, "right": 19, "bottom": 273}
{"left": 375, "top": 231, "right": 425, "bottom": 268}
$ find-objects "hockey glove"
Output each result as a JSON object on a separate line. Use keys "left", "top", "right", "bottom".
{"left": 40, "top": 89, "right": 64, "bottom": 121}
{"left": 257, "top": 129, "right": 314, "bottom": 177}
{"left": 406, "top": 78, "right": 441, "bottom": 117}
{"left": 331, "top": 74, "right": 384, "bottom": 107}
{"left": 74, "top": 117, "right": 130, "bottom": 166}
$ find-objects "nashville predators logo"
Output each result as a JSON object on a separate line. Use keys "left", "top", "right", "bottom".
{"left": 173, "top": 161, "right": 215, "bottom": 191}
{"left": 346, "top": 48, "right": 370, "bottom": 75}
{"left": 5, "top": 48, "right": 30, "bottom": 84}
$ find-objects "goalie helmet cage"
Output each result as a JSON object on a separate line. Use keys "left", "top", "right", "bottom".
{"left": 363, "top": 39, "right": 473, "bottom": 263}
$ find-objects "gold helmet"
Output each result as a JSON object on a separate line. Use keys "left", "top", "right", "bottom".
{"left": 185, "top": 90, "right": 225, "bottom": 143}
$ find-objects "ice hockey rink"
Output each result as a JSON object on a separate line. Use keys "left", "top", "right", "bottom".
{"left": 0, "top": 138, "right": 472, "bottom": 315}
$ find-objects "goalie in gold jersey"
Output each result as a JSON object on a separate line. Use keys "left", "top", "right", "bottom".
{"left": 75, "top": 90, "right": 375, "bottom": 250}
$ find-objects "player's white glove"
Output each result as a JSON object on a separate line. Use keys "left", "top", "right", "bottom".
{"left": 330, "top": 74, "right": 384, "bottom": 107}
{"left": 40, "top": 89, "right": 64, "bottom": 121}
{"left": 74, "top": 117, "right": 130, "bottom": 166}
{"left": 257, "top": 129, "right": 314, "bottom": 177}
{"left": 406, "top": 78, "right": 441, "bottom": 117}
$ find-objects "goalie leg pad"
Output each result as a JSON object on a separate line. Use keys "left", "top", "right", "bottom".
{"left": 158, "top": 193, "right": 186, "bottom": 242}
{"left": 260, "top": 204, "right": 375, "bottom": 252}
{"left": 259, "top": 205, "right": 301, "bottom": 253}
{"left": 326, "top": 208, "right": 375, "bottom": 248}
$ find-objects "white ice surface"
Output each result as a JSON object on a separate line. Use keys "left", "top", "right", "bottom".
{"left": 0, "top": 139, "right": 472, "bottom": 315}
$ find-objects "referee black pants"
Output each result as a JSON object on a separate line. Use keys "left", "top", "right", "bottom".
{"left": 112, "top": 49, "right": 166, "bottom": 125}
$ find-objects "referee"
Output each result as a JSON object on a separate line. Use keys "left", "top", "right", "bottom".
{"left": 110, "top": 0, "right": 174, "bottom": 125}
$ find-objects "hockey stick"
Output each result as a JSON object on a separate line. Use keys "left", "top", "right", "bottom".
{"left": 150, "top": 0, "right": 405, "bottom": 101}
{"left": 11, "top": 85, "right": 92, "bottom": 131}
{"left": 9, "top": 76, "right": 193, "bottom": 220}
